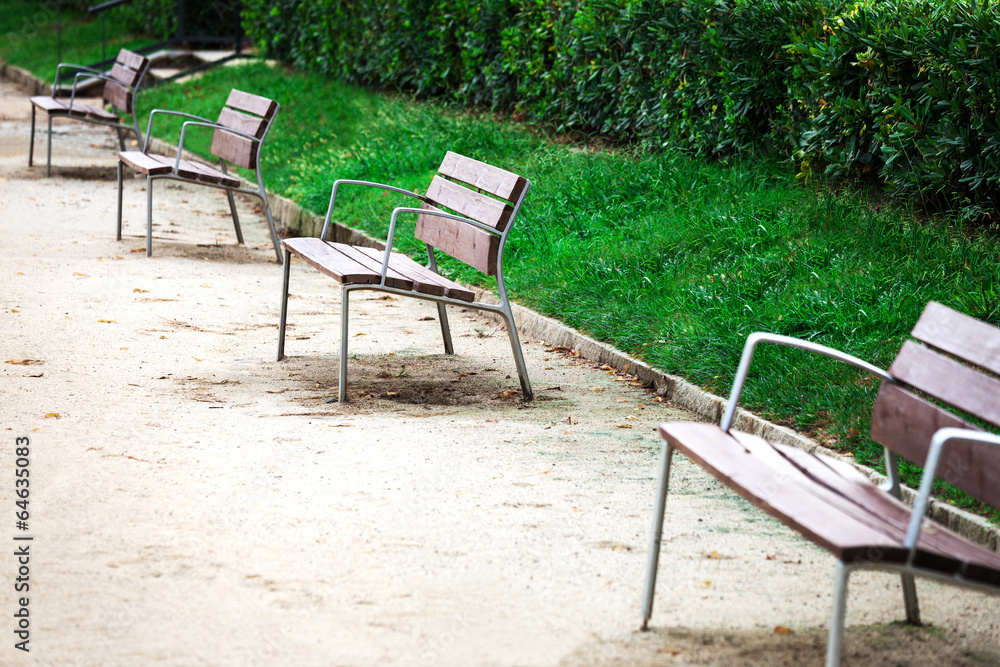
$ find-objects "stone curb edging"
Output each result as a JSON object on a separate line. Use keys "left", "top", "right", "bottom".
{"left": 5, "top": 63, "right": 997, "bottom": 554}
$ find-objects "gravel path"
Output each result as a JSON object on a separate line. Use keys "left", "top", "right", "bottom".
{"left": 0, "top": 77, "right": 997, "bottom": 666}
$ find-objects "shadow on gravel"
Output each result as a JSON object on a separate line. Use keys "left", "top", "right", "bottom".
{"left": 562, "top": 623, "right": 999, "bottom": 667}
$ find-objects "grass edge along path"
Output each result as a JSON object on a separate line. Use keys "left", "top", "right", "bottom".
{"left": 4, "top": 35, "right": 999, "bottom": 524}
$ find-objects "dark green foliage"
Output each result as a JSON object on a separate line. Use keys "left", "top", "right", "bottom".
{"left": 241, "top": 0, "right": 1000, "bottom": 222}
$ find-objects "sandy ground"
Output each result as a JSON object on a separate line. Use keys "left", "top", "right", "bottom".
{"left": 0, "top": 78, "right": 997, "bottom": 666}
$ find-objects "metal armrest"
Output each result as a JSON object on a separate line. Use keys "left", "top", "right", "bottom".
{"left": 903, "top": 428, "right": 1000, "bottom": 556}
{"left": 68, "top": 71, "right": 130, "bottom": 112}
{"left": 142, "top": 110, "right": 216, "bottom": 152}
{"left": 174, "top": 120, "right": 260, "bottom": 174}
{"left": 377, "top": 207, "right": 490, "bottom": 284}
{"left": 720, "top": 332, "right": 894, "bottom": 431}
{"left": 319, "top": 179, "right": 427, "bottom": 240}
{"left": 52, "top": 63, "right": 103, "bottom": 92}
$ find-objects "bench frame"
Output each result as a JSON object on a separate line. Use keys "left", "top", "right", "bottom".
{"left": 29, "top": 49, "right": 150, "bottom": 177}
{"left": 277, "top": 157, "right": 533, "bottom": 402}
{"left": 641, "top": 327, "right": 1000, "bottom": 667}
{"left": 116, "top": 90, "right": 282, "bottom": 263}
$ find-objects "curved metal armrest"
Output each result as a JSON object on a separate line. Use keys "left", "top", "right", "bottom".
{"left": 174, "top": 120, "right": 260, "bottom": 173}
{"left": 903, "top": 428, "right": 1000, "bottom": 554}
{"left": 68, "top": 71, "right": 131, "bottom": 111}
{"left": 377, "top": 207, "right": 487, "bottom": 284}
{"left": 142, "top": 110, "right": 216, "bottom": 152}
{"left": 319, "top": 180, "right": 427, "bottom": 241}
{"left": 53, "top": 63, "right": 102, "bottom": 91}
{"left": 720, "top": 332, "right": 893, "bottom": 431}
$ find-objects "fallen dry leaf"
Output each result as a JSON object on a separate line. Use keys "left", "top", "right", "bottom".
{"left": 6, "top": 359, "right": 43, "bottom": 366}
{"left": 73, "top": 272, "right": 88, "bottom": 277}
{"left": 774, "top": 626, "right": 793, "bottom": 635}
{"left": 45, "top": 413, "right": 60, "bottom": 419}
{"left": 97, "top": 319, "right": 116, "bottom": 324}
{"left": 11, "top": 309, "right": 19, "bottom": 313}
{"left": 130, "top": 248, "right": 144, "bottom": 253}
{"left": 133, "top": 288, "right": 150, "bottom": 293}
{"left": 616, "top": 424, "right": 633, "bottom": 429}
{"left": 707, "top": 550, "right": 723, "bottom": 560}
{"left": 354, "top": 332, "right": 367, "bottom": 336}
{"left": 501, "top": 389, "right": 519, "bottom": 398}
{"left": 589, "top": 387, "right": 604, "bottom": 392}
{"left": 23, "top": 373, "right": 43, "bottom": 378}
{"left": 701, "top": 581, "right": 711, "bottom": 587}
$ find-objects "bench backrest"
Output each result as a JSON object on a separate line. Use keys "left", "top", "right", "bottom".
{"left": 870, "top": 301, "right": 1000, "bottom": 508}
{"left": 210, "top": 89, "right": 279, "bottom": 170}
{"left": 415, "top": 151, "right": 529, "bottom": 276}
{"left": 102, "top": 49, "right": 149, "bottom": 114}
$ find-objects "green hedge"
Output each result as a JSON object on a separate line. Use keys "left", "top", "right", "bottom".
{"left": 242, "top": 0, "right": 1000, "bottom": 223}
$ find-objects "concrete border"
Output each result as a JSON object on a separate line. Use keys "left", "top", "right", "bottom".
{"left": 5, "top": 62, "right": 998, "bottom": 554}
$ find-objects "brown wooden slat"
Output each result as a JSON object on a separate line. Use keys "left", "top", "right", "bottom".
{"left": 282, "top": 238, "right": 379, "bottom": 285}
{"left": 102, "top": 81, "right": 132, "bottom": 113}
{"left": 438, "top": 151, "right": 526, "bottom": 203}
{"left": 116, "top": 49, "right": 148, "bottom": 72}
{"left": 118, "top": 150, "right": 172, "bottom": 175}
{"left": 771, "top": 443, "right": 1000, "bottom": 581}
{"left": 211, "top": 130, "right": 257, "bottom": 169}
{"left": 871, "top": 383, "right": 1000, "bottom": 509}
{"left": 352, "top": 246, "right": 473, "bottom": 301}
{"left": 659, "top": 422, "right": 908, "bottom": 563}
{"left": 424, "top": 175, "right": 513, "bottom": 231}
{"left": 107, "top": 62, "right": 140, "bottom": 87}
{"left": 415, "top": 203, "right": 499, "bottom": 275}
{"left": 225, "top": 89, "right": 278, "bottom": 119}
{"left": 911, "top": 301, "right": 1000, "bottom": 376}
{"left": 345, "top": 246, "right": 450, "bottom": 297}
{"left": 727, "top": 431, "right": 965, "bottom": 573}
{"left": 890, "top": 341, "right": 1000, "bottom": 428}
{"left": 31, "top": 96, "right": 115, "bottom": 120}
{"left": 217, "top": 108, "right": 267, "bottom": 139}
{"left": 179, "top": 158, "right": 240, "bottom": 188}
{"left": 331, "top": 244, "right": 416, "bottom": 293}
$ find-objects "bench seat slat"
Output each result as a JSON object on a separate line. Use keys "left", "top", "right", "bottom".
{"left": 663, "top": 422, "right": 1000, "bottom": 583}
{"left": 351, "top": 246, "right": 475, "bottom": 302}
{"left": 660, "top": 422, "right": 908, "bottom": 563}
{"left": 731, "top": 430, "right": 965, "bottom": 575}
{"left": 282, "top": 238, "right": 379, "bottom": 285}
{"left": 331, "top": 244, "right": 417, "bottom": 293}
{"left": 30, "top": 96, "right": 117, "bottom": 121}
{"left": 770, "top": 442, "right": 1000, "bottom": 583}
{"left": 890, "top": 341, "right": 1000, "bottom": 428}
{"left": 282, "top": 239, "right": 474, "bottom": 302}
{"left": 911, "top": 301, "right": 1000, "bottom": 376}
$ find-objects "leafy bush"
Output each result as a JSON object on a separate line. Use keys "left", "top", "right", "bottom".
{"left": 241, "top": 0, "right": 1000, "bottom": 222}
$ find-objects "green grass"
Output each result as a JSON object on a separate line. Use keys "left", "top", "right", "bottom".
{"left": 0, "top": 2, "right": 154, "bottom": 83}
{"left": 3, "top": 13, "right": 998, "bottom": 524}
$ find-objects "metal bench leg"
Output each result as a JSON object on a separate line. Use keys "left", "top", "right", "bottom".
{"left": 641, "top": 442, "right": 674, "bottom": 630}
{"left": 339, "top": 286, "right": 354, "bottom": 402}
{"left": 901, "top": 574, "right": 920, "bottom": 625}
{"left": 277, "top": 249, "right": 292, "bottom": 361}
{"left": 46, "top": 116, "right": 53, "bottom": 178}
{"left": 146, "top": 176, "right": 154, "bottom": 257}
{"left": 116, "top": 161, "right": 124, "bottom": 241}
{"left": 436, "top": 303, "right": 454, "bottom": 355}
{"left": 826, "top": 561, "right": 852, "bottom": 667}
{"left": 256, "top": 172, "right": 283, "bottom": 264}
{"left": 115, "top": 126, "right": 125, "bottom": 151}
{"left": 28, "top": 107, "right": 35, "bottom": 167}
{"left": 226, "top": 190, "right": 244, "bottom": 245}
{"left": 500, "top": 307, "right": 532, "bottom": 400}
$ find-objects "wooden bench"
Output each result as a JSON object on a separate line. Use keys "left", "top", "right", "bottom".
{"left": 641, "top": 301, "right": 1000, "bottom": 666}
{"left": 116, "top": 89, "right": 283, "bottom": 263}
{"left": 29, "top": 49, "right": 150, "bottom": 177}
{"left": 277, "top": 151, "right": 533, "bottom": 402}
